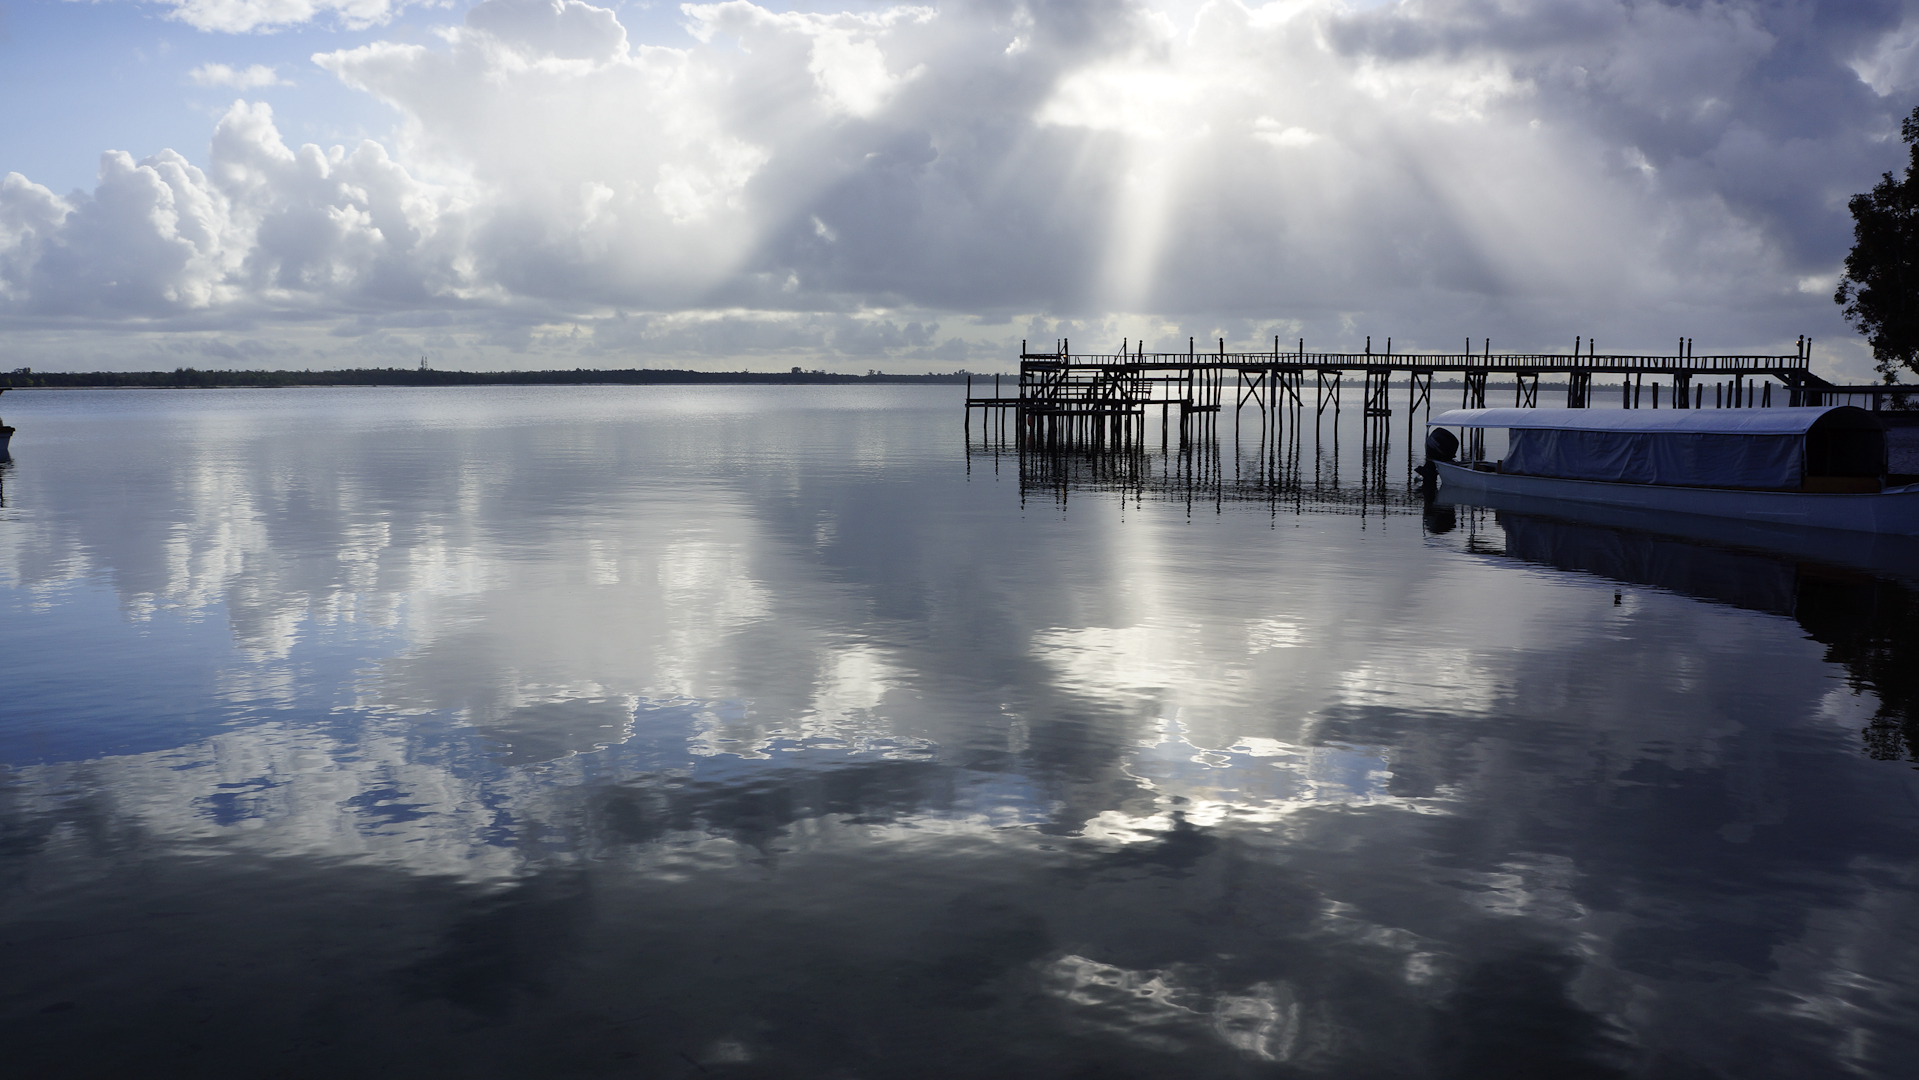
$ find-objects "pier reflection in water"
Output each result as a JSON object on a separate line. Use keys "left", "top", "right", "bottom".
{"left": 1, "top": 386, "right": 1916, "bottom": 1078}
{"left": 981, "top": 395, "right": 1431, "bottom": 522}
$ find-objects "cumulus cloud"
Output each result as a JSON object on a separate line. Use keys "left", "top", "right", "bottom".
{"left": 9, "top": 0, "right": 1919, "bottom": 373}
{"left": 188, "top": 62, "right": 291, "bottom": 88}
{"left": 0, "top": 98, "right": 470, "bottom": 317}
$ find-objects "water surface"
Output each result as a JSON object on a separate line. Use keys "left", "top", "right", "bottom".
{"left": 2, "top": 386, "right": 1915, "bottom": 1078}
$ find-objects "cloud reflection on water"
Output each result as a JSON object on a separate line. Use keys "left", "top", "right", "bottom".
{"left": 1, "top": 386, "right": 1916, "bottom": 1077}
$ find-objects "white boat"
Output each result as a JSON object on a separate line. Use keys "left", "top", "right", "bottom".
{"left": 1426, "top": 405, "right": 1919, "bottom": 536}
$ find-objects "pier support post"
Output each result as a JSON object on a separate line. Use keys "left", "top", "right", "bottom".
{"left": 1567, "top": 371, "right": 1590, "bottom": 409}
{"left": 1317, "top": 369, "right": 1341, "bottom": 417}
{"left": 1364, "top": 369, "right": 1393, "bottom": 418}
{"left": 1408, "top": 369, "right": 1432, "bottom": 416}
{"left": 1463, "top": 371, "right": 1487, "bottom": 409}
{"left": 1514, "top": 372, "right": 1539, "bottom": 408}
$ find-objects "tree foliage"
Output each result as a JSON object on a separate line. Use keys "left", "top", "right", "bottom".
{"left": 1837, "top": 106, "right": 1919, "bottom": 383}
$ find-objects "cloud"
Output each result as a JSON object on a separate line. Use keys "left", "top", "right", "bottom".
{"left": 464, "top": 0, "right": 628, "bottom": 60}
{"left": 141, "top": 0, "right": 432, "bottom": 34}
{"left": 0, "top": 97, "right": 470, "bottom": 318}
{"left": 7, "top": 0, "right": 1919, "bottom": 373}
{"left": 188, "top": 62, "right": 290, "bottom": 88}
{"left": 1851, "top": 12, "right": 1919, "bottom": 97}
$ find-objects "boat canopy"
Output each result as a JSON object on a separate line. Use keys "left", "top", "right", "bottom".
{"left": 1427, "top": 406, "right": 1883, "bottom": 435}
{"left": 1427, "top": 406, "right": 1885, "bottom": 490}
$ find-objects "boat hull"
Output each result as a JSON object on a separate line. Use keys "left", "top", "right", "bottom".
{"left": 1435, "top": 461, "right": 1919, "bottom": 536}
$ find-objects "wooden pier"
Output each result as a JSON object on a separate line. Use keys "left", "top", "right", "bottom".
{"left": 966, "top": 336, "right": 1835, "bottom": 450}
{"left": 964, "top": 336, "right": 1919, "bottom": 520}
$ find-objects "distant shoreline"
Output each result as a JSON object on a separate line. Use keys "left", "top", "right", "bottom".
{"left": 0, "top": 368, "right": 1680, "bottom": 392}
{"left": 0, "top": 368, "right": 976, "bottom": 390}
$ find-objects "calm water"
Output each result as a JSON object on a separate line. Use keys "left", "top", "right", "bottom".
{"left": 2, "top": 386, "right": 1916, "bottom": 1079}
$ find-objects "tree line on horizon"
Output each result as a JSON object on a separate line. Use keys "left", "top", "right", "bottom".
{"left": 0, "top": 367, "right": 977, "bottom": 390}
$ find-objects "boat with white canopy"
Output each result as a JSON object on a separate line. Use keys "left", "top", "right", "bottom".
{"left": 1424, "top": 405, "right": 1919, "bottom": 535}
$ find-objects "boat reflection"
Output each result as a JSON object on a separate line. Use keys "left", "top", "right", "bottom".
{"left": 1438, "top": 488, "right": 1919, "bottom": 762}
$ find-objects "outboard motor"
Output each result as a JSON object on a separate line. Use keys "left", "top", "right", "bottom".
{"left": 1415, "top": 427, "right": 1458, "bottom": 483}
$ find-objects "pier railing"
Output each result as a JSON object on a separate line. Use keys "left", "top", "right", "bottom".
{"left": 1016, "top": 350, "right": 1807, "bottom": 375}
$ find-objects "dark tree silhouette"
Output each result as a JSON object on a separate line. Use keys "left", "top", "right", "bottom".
{"left": 1836, "top": 105, "right": 1919, "bottom": 383}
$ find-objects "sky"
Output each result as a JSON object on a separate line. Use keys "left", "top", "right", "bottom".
{"left": 1, "top": 0, "right": 1916, "bottom": 377}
